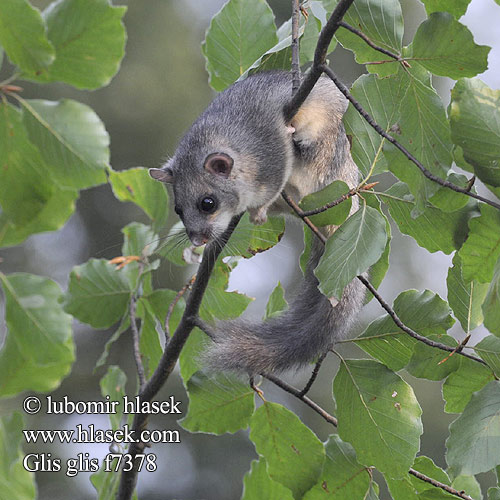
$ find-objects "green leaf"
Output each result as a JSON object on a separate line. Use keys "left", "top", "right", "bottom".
{"left": 475, "top": 336, "right": 500, "bottom": 377}
{"left": 180, "top": 371, "right": 254, "bottom": 434}
{"left": 221, "top": 213, "right": 285, "bottom": 259}
{"left": 344, "top": 73, "right": 405, "bottom": 177}
{"left": 0, "top": 102, "right": 79, "bottom": 248}
{"left": 334, "top": 359, "right": 422, "bottom": 478}
{"left": 109, "top": 167, "right": 169, "bottom": 232}
{"left": 90, "top": 463, "right": 122, "bottom": 500}
{"left": 315, "top": 203, "right": 387, "bottom": 300}
{"left": 99, "top": 365, "right": 126, "bottom": 431}
{"left": 303, "top": 435, "right": 371, "bottom": 499}
{"left": 0, "top": 273, "right": 74, "bottom": 397}
{"left": 299, "top": 180, "right": 352, "bottom": 227}
{"left": 363, "top": 195, "right": 391, "bottom": 304}
{"left": 447, "top": 253, "right": 488, "bottom": 332}
{"left": 34, "top": 0, "right": 127, "bottom": 89}
{"left": 355, "top": 289, "right": 455, "bottom": 371}
{"left": 202, "top": 0, "right": 278, "bottom": 91}
{"left": 443, "top": 357, "right": 494, "bottom": 413}
{"left": 94, "top": 314, "right": 129, "bottom": 370}
{"left": 62, "top": 259, "right": 132, "bottom": 329}
{"left": 420, "top": 0, "right": 471, "bottom": 18}
{"left": 450, "top": 79, "right": 500, "bottom": 190}
{"left": 249, "top": 401, "right": 325, "bottom": 498}
{"left": 428, "top": 173, "right": 471, "bottom": 213}
{"left": 451, "top": 476, "right": 482, "bottom": 500}
{"left": 406, "top": 335, "right": 460, "bottom": 381}
{"left": 446, "top": 381, "right": 500, "bottom": 476}
{"left": 0, "top": 413, "right": 36, "bottom": 499}
{"left": 121, "top": 222, "right": 158, "bottom": 259}
{"left": 21, "top": 98, "right": 109, "bottom": 190}
{"left": 412, "top": 13, "right": 489, "bottom": 79}
{"left": 386, "top": 455, "right": 451, "bottom": 500}
{"left": 264, "top": 282, "right": 288, "bottom": 320}
{"left": 411, "top": 456, "right": 451, "bottom": 490}
{"left": 459, "top": 205, "right": 500, "bottom": 283}
{"left": 489, "top": 488, "right": 500, "bottom": 500}
{"left": 243, "top": 459, "right": 294, "bottom": 500}
{"left": 179, "top": 327, "right": 208, "bottom": 383}
{"left": 200, "top": 262, "right": 252, "bottom": 322}
{"left": 335, "top": 0, "right": 403, "bottom": 77}
{"left": 384, "top": 67, "right": 452, "bottom": 212}
{"left": 483, "top": 258, "right": 500, "bottom": 336}
{"left": 382, "top": 183, "right": 478, "bottom": 255}
{"left": 136, "top": 298, "right": 162, "bottom": 377}
{"left": 0, "top": 0, "right": 54, "bottom": 77}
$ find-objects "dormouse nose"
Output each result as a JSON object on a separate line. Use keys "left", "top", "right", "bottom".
{"left": 188, "top": 232, "right": 209, "bottom": 247}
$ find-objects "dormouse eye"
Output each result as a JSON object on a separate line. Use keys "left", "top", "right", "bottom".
{"left": 199, "top": 196, "right": 217, "bottom": 214}
{"left": 174, "top": 205, "right": 183, "bottom": 217}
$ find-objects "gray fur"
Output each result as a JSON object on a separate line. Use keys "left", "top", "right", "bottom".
{"left": 154, "top": 70, "right": 365, "bottom": 375}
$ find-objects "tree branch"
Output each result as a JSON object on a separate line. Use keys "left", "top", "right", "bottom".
{"left": 319, "top": 64, "right": 500, "bottom": 211}
{"left": 117, "top": 214, "right": 242, "bottom": 500}
{"left": 283, "top": 0, "right": 355, "bottom": 122}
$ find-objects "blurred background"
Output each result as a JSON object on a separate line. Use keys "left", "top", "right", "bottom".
{"left": 0, "top": 0, "right": 500, "bottom": 498}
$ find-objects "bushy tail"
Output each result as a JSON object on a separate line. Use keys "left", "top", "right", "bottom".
{"left": 202, "top": 238, "right": 365, "bottom": 375}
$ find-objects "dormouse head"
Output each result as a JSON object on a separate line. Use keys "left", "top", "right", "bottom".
{"left": 149, "top": 151, "right": 240, "bottom": 246}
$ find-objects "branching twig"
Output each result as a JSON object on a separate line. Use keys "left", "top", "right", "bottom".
{"left": 339, "top": 21, "right": 410, "bottom": 67}
{"left": 117, "top": 215, "right": 242, "bottom": 500}
{"left": 319, "top": 65, "right": 500, "bottom": 211}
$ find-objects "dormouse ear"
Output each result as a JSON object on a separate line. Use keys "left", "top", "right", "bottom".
{"left": 149, "top": 166, "right": 174, "bottom": 183}
{"left": 204, "top": 153, "right": 233, "bottom": 178}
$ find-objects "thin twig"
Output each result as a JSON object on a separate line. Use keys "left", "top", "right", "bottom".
{"left": 409, "top": 469, "right": 474, "bottom": 500}
{"left": 129, "top": 295, "right": 147, "bottom": 391}
{"left": 357, "top": 275, "right": 487, "bottom": 366}
{"left": 291, "top": 0, "right": 301, "bottom": 95}
{"left": 339, "top": 21, "right": 410, "bottom": 67}
{"left": 283, "top": 0, "right": 355, "bottom": 122}
{"left": 282, "top": 191, "right": 327, "bottom": 244}
{"left": 319, "top": 65, "right": 500, "bottom": 211}
{"left": 165, "top": 274, "right": 196, "bottom": 339}
{"left": 118, "top": 215, "right": 243, "bottom": 500}
{"left": 299, "top": 351, "right": 328, "bottom": 396}
{"left": 263, "top": 373, "right": 338, "bottom": 426}
{"left": 300, "top": 182, "right": 378, "bottom": 217}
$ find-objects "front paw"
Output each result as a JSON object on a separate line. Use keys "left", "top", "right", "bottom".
{"left": 249, "top": 207, "right": 268, "bottom": 225}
